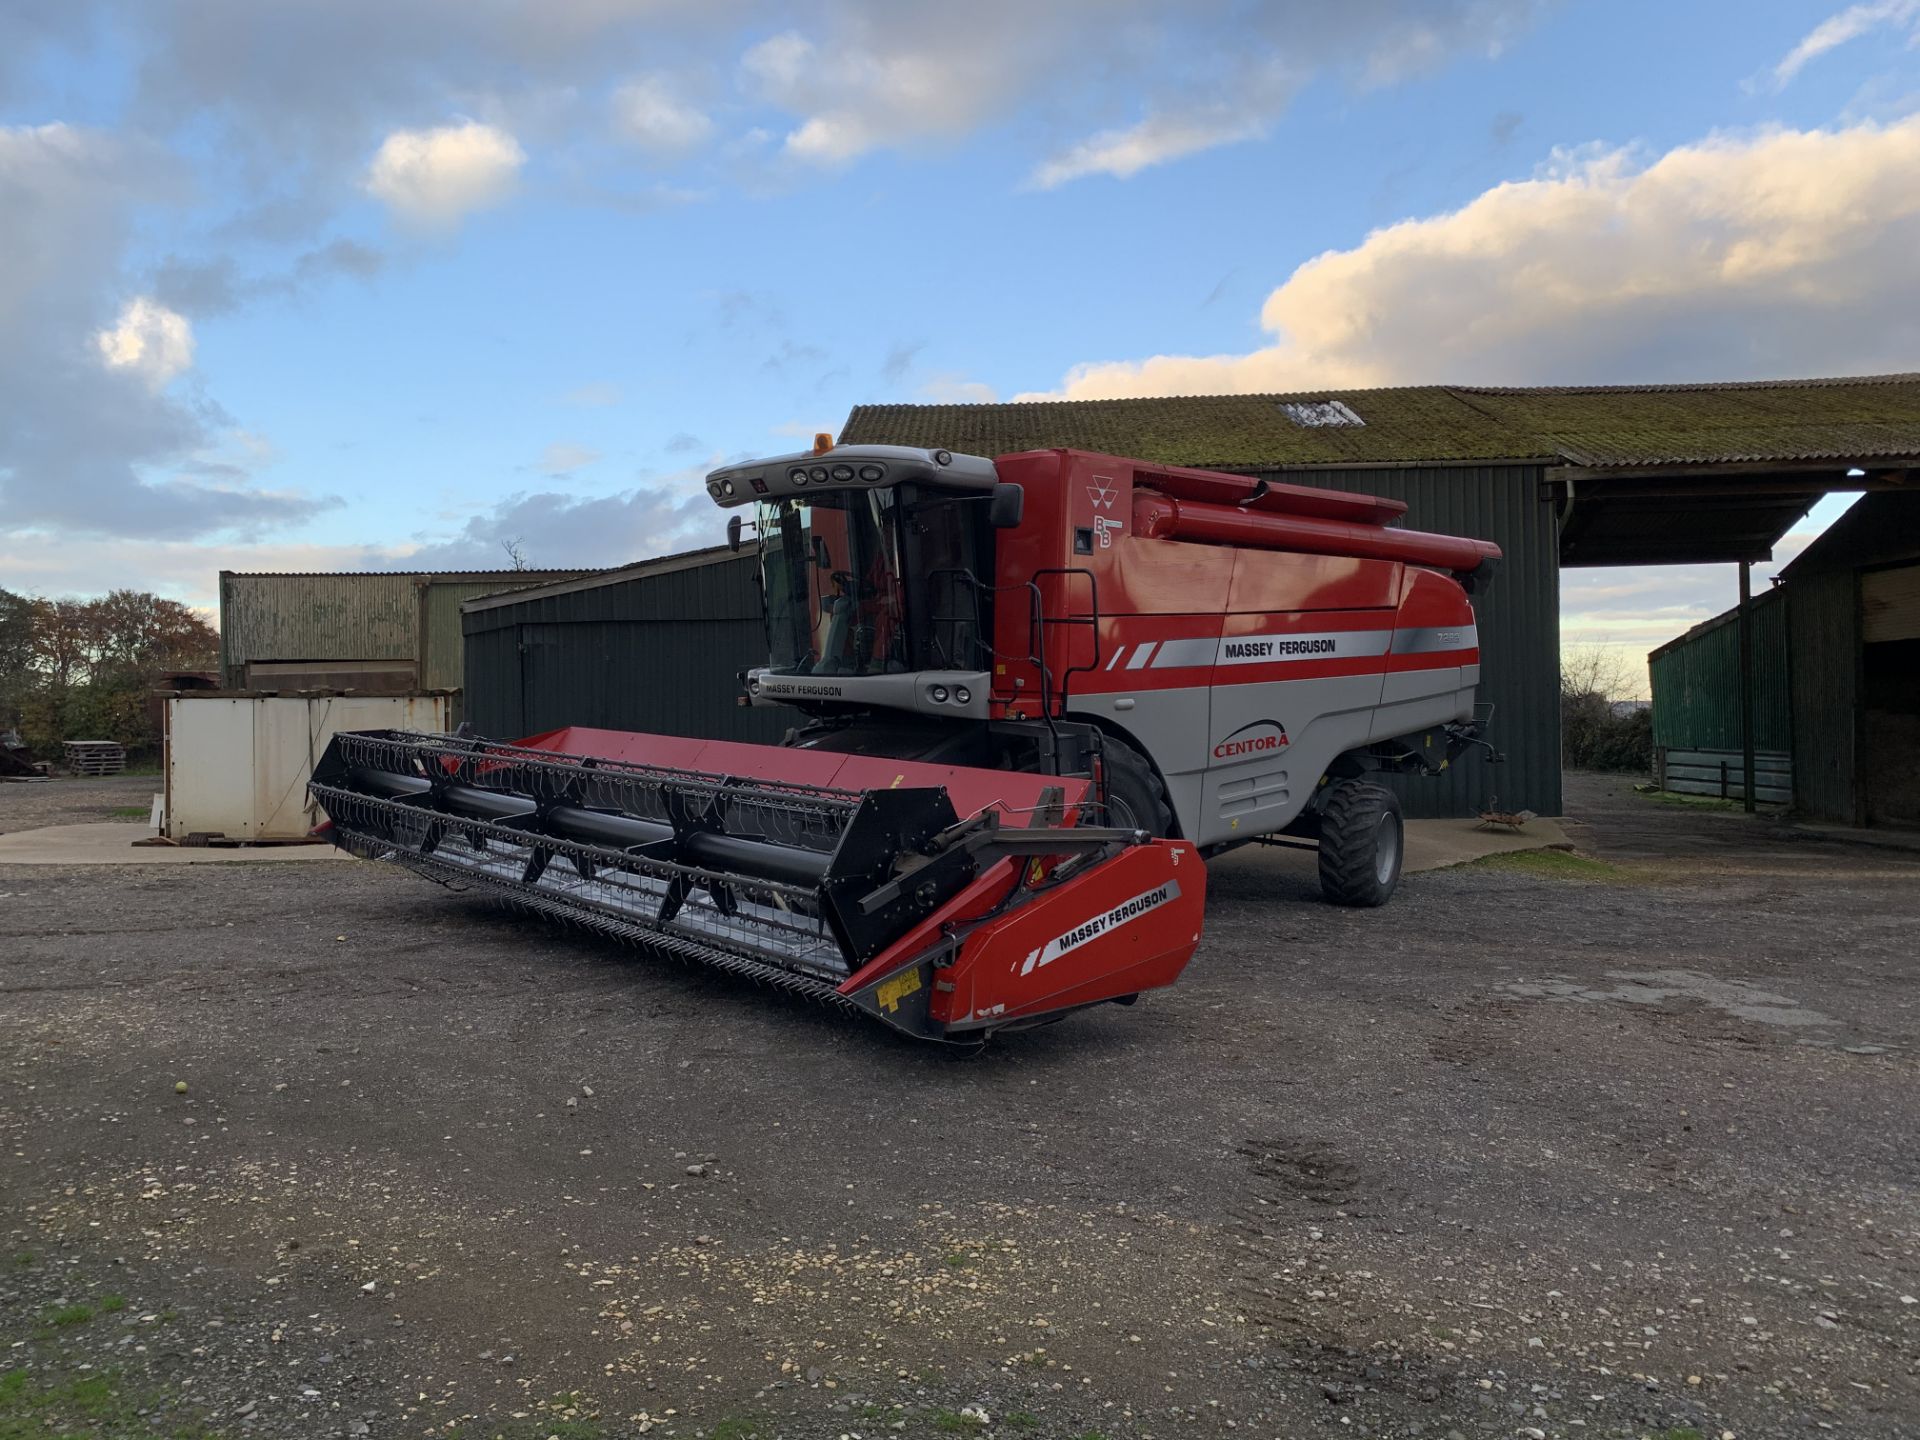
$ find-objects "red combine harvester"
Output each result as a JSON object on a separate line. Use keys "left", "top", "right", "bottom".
{"left": 309, "top": 444, "right": 1499, "bottom": 1043}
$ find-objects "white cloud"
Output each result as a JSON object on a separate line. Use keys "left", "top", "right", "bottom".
{"left": 741, "top": 30, "right": 986, "bottom": 165}
{"left": 0, "top": 122, "right": 325, "bottom": 542}
{"left": 1023, "top": 117, "right": 1920, "bottom": 399}
{"left": 741, "top": 3, "right": 1537, "bottom": 176}
{"left": 1028, "top": 107, "right": 1268, "bottom": 188}
{"left": 612, "top": 75, "right": 713, "bottom": 153}
{"left": 94, "top": 296, "right": 194, "bottom": 387}
{"left": 537, "top": 441, "right": 603, "bottom": 476}
{"left": 1772, "top": 1, "right": 1920, "bottom": 88}
{"left": 364, "top": 120, "right": 525, "bottom": 225}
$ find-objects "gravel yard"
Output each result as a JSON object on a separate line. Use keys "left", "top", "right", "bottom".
{"left": 2, "top": 772, "right": 1916, "bottom": 1440}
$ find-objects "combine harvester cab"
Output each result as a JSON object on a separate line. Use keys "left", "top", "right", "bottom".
{"left": 309, "top": 725, "right": 1204, "bottom": 1042}
{"left": 311, "top": 439, "right": 1498, "bottom": 1042}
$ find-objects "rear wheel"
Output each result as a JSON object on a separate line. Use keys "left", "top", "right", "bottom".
{"left": 1317, "top": 781, "right": 1403, "bottom": 907}
{"left": 1097, "top": 734, "right": 1174, "bottom": 837}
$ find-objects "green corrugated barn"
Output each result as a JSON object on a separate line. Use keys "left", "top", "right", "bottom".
{"left": 839, "top": 372, "right": 1920, "bottom": 817}
{"left": 1650, "top": 490, "right": 1920, "bottom": 825}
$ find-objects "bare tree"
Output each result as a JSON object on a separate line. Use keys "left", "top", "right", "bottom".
{"left": 500, "top": 537, "right": 529, "bottom": 571}
{"left": 1559, "top": 643, "right": 1641, "bottom": 703}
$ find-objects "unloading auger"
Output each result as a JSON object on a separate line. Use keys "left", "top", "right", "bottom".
{"left": 308, "top": 725, "right": 1205, "bottom": 1041}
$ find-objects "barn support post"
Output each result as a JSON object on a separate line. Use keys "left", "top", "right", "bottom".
{"left": 1738, "top": 559, "right": 1756, "bottom": 813}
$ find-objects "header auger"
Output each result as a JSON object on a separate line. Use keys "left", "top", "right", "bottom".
{"left": 310, "top": 443, "right": 1498, "bottom": 1042}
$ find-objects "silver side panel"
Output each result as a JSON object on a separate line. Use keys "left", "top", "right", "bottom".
{"left": 1195, "top": 673, "right": 1387, "bottom": 845}
{"left": 1070, "top": 687, "right": 1211, "bottom": 839}
{"left": 1073, "top": 664, "right": 1479, "bottom": 846}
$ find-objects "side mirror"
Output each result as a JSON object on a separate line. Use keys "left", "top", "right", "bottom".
{"left": 813, "top": 535, "right": 832, "bottom": 570}
{"left": 726, "top": 514, "right": 743, "bottom": 552}
{"left": 988, "top": 482, "right": 1025, "bottom": 529}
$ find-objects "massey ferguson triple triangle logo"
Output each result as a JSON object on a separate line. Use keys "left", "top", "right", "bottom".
{"left": 1087, "top": 476, "right": 1119, "bottom": 509}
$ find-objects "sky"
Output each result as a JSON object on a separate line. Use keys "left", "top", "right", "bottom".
{"left": 3, "top": 0, "right": 1919, "bottom": 694}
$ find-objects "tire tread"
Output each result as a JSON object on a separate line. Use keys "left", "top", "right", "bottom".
{"left": 1317, "top": 780, "right": 1402, "bottom": 907}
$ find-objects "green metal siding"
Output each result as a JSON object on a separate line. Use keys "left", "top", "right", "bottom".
{"left": 1788, "top": 570, "right": 1861, "bottom": 823}
{"left": 462, "top": 554, "right": 794, "bottom": 743}
{"left": 419, "top": 581, "right": 559, "bottom": 691}
{"left": 1252, "top": 464, "right": 1561, "bottom": 819}
{"left": 1648, "top": 588, "right": 1791, "bottom": 752}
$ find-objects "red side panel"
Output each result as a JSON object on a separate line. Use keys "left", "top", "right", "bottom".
{"left": 518, "top": 726, "right": 1090, "bottom": 823}
{"left": 928, "top": 840, "right": 1206, "bottom": 1029}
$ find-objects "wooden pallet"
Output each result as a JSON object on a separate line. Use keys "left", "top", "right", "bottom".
{"left": 62, "top": 740, "right": 127, "bottom": 776}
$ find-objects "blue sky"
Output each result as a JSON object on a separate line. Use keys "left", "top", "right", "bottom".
{"left": 3, "top": 0, "right": 1919, "bottom": 689}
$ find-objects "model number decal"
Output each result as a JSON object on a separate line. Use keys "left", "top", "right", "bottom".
{"left": 1018, "top": 879, "right": 1182, "bottom": 977}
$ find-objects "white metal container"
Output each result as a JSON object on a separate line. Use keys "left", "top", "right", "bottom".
{"left": 163, "top": 693, "right": 453, "bottom": 841}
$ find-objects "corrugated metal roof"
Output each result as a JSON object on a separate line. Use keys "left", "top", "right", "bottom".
{"left": 841, "top": 372, "right": 1920, "bottom": 472}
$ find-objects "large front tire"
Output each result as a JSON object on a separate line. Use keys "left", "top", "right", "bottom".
{"left": 1097, "top": 734, "right": 1174, "bottom": 837}
{"left": 1317, "top": 781, "right": 1403, "bottom": 907}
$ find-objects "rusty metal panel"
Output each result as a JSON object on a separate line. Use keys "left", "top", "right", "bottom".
{"left": 164, "top": 696, "right": 254, "bottom": 838}
{"left": 219, "top": 573, "right": 419, "bottom": 684}
{"left": 166, "top": 692, "right": 452, "bottom": 840}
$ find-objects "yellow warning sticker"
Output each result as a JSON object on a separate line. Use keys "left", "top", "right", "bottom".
{"left": 875, "top": 967, "right": 923, "bottom": 1014}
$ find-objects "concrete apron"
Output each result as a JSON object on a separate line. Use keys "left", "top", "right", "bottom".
{"left": 0, "top": 821, "right": 352, "bottom": 866}
{"left": 1209, "top": 814, "right": 1572, "bottom": 885}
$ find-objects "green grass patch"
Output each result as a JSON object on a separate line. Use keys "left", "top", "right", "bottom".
{"left": 1463, "top": 847, "right": 1630, "bottom": 882}
{"left": 9, "top": 1253, "right": 30, "bottom": 1268}
{"left": 707, "top": 1419, "right": 760, "bottom": 1440}
{"left": 943, "top": 1251, "right": 975, "bottom": 1268}
{"left": 0, "top": 1366, "right": 213, "bottom": 1439}
{"left": 1661, "top": 1429, "right": 1705, "bottom": 1440}
{"left": 98, "top": 1295, "right": 127, "bottom": 1314}
{"left": 43, "top": 1304, "right": 93, "bottom": 1328}
{"left": 1004, "top": 1412, "right": 1041, "bottom": 1431}
{"left": 928, "top": 1410, "right": 988, "bottom": 1434}
{"left": 110, "top": 806, "right": 151, "bottom": 818}
{"left": 1642, "top": 789, "right": 1746, "bottom": 812}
